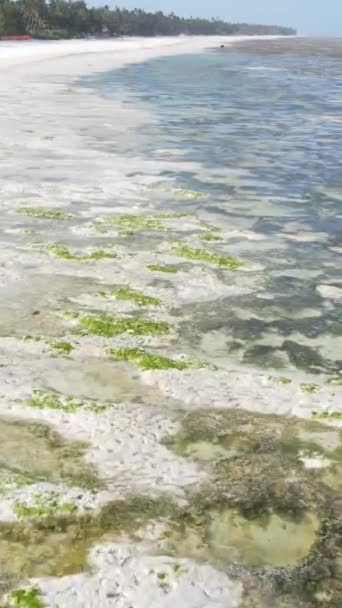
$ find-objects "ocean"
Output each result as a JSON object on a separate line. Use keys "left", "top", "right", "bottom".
{"left": 83, "top": 37, "right": 342, "bottom": 375}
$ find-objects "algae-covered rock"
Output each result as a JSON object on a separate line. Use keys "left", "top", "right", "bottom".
{"left": 162, "top": 408, "right": 342, "bottom": 607}
{"left": 0, "top": 416, "right": 98, "bottom": 490}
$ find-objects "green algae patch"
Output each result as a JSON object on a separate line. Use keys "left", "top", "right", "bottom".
{"left": 45, "top": 244, "right": 116, "bottom": 262}
{"left": 49, "top": 341, "right": 74, "bottom": 355}
{"left": 272, "top": 376, "right": 292, "bottom": 384}
{"left": 0, "top": 416, "right": 98, "bottom": 491}
{"left": 199, "top": 233, "right": 223, "bottom": 242}
{"left": 0, "top": 471, "right": 30, "bottom": 495}
{"left": 119, "top": 230, "right": 134, "bottom": 237}
{"left": 97, "top": 212, "right": 192, "bottom": 233}
{"left": 16, "top": 208, "right": 73, "bottom": 221}
{"left": 26, "top": 389, "right": 109, "bottom": 416}
{"left": 100, "top": 286, "right": 162, "bottom": 307}
{"left": 327, "top": 374, "right": 342, "bottom": 386}
{"left": 22, "top": 336, "right": 42, "bottom": 343}
{"left": 300, "top": 383, "right": 320, "bottom": 393}
{"left": 78, "top": 314, "right": 172, "bottom": 337}
{"left": 110, "top": 348, "right": 202, "bottom": 371}
{"left": 9, "top": 588, "right": 45, "bottom": 608}
{"left": 172, "top": 244, "right": 243, "bottom": 270}
{"left": 147, "top": 264, "right": 178, "bottom": 274}
{"left": 97, "top": 214, "right": 166, "bottom": 232}
{"left": 199, "top": 221, "right": 221, "bottom": 232}
{"left": 152, "top": 212, "right": 192, "bottom": 219}
{"left": 165, "top": 409, "right": 342, "bottom": 470}
{"left": 14, "top": 492, "right": 76, "bottom": 519}
{"left": 0, "top": 495, "right": 175, "bottom": 586}
{"left": 312, "top": 410, "right": 342, "bottom": 421}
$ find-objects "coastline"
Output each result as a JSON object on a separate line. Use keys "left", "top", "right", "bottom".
{"left": 0, "top": 34, "right": 341, "bottom": 607}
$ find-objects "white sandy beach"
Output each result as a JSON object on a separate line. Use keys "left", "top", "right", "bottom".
{"left": 0, "top": 35, "right": 341, "bottom": 608}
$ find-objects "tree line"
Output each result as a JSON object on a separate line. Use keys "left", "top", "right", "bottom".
{"left": 0, "top": 0, "right": 296, "bottom": 39}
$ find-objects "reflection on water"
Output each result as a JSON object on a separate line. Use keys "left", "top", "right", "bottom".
{"left": 85, "top": 38, "right": 342, "bottom": 373}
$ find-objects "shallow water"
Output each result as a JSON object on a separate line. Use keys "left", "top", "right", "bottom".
{"left": 84, "top": 38, "right": 342, "bottom": 373}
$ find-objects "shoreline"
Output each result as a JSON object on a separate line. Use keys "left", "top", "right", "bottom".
{"left": 0, "top": 34, "right": 286, "bottom": 74}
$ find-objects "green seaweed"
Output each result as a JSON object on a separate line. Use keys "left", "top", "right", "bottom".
{"left": 152, "top": 212, "right": 192, "bottom": 219}
{"left": 16, "top": 208, "right": 73, "bottom": 220}
{"left": 312, "top": 410, "right": 342, "bottom": 420}
{"left": 100, "top": 286, "right": 161, "bottom": 307}
{"left": 172, "top": 244, "right": 243, "bottom": 269}
{"left": 110, "top": 348, "right": 200, "bottom": 371}
{"left": 78, "top": 314, "right": 172, "bottom": 337}
{"left": 300, "top": 383, "right": 320, "bottom": 394}
{"left": 49, "top": 341, "right": 74, "bottom": 355}
{"left": 119, "top": 230, "right": 134, "bottom": 237}
{"left": 0, "top": 471, "right": 31, "bottom": 495}
{"left": 199, "top": 221, "right": 221, "bottom": 232}
{"left": 45, "top": 244, "right": 116, "bottom": 262}
{"left": 9, "top": 588, "right": 45, "bottom": 608}
{"left": 97, "top": 214, "right": 165, "bottom": 232}
{"left": 0, "top": 495, "right": 175, "bottom": 585}
{"left": 0, "top": 416, "right": 99, "bottom": 492}
{"left": 14, "top": 492, "right": 76, "bottom": 519}
{"left": 146, "top": 264, "right": 178, "bottom": 274}
{"left": 27, "top": 390, "right": 82, "bottom": 413}
{"left": 26, "top": 389, "right": 108, "bottom": 415}
{"left": 327, "top": 374, "right": 342, "bottom": 386}
{"left": 199, "top": 233, "right": 223, "bottom": 242}
{"left": 273, "top": 376, "right": 292, "bottom": 384}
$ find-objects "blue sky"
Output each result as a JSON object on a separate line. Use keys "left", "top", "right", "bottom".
{"left": 104, "top": 1, "right": 342, "bottom": 35}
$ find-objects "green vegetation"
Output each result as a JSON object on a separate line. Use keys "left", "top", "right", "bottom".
{"left": 0, "top": 415, "right": 99, "bottom": 491}
{"left": 49, "top": 341, "right": 74, "bottom": 355}
{"left": 110, "top": 348, "right": 200, "bottom": 371}
{"left": 14, "top": 491, "right": 76, "bottom": 519}
{"left": 199, "top": 233, "right": 223, "bottom": 242}
{"left": 199, "top": 221, "right": 221, "bottom": 232}
{"left": 0, "top": 2, "right": 295, "bottom": 40}
{"left": 78, "top": 314, "right": 172, "bottom": 337}
{"left": 172, "top": 244, "right": 243, "bottom": 270}
{"left": 152, "top": 212, "right": 192, "bottom": 219}
{"left": 16, "top": 208, "right": 72, "bottom": 220}
{"left": 26, "top": 389, "right": 108, "bottom": 415}
{"left": 146, "top": 264, "right": 178, "bottom": 274}
{"left": 100, "top": 285, "right": 161, "bottom": 307}
{"left": 9, "top": 588, "right": 45, "bottom": 608}
{"left": 300, "top": 383, "right": 320, "bottom": 394}
{"left": 23, "top": 335, "right": 41, "bottom": 342}
{"left": 312, "top": 410, "right": 342, "bottom": 421}
{"left": 45, "top": 244, "right": 116, "bottom": 261}
{"left": 327, "top": 374, "right": 342, "bottom": 386}
{"left": 97, "top": 214, "right": 165, "bottom": 232}
{"left": 0, "top": 495, "right": 174, "bottom": 584}
{"left": 0, "top": 470, "right": 30, "bottom": 494}
{"left": 273, "top": 376, "right": 292, "bottom": 384}
{"left": 119, "top": 230, "right": 134, "bottom": 237}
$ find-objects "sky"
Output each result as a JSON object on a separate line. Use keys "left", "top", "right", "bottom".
{"left": 104, "top": 1, "right": 342, "bottom": 36}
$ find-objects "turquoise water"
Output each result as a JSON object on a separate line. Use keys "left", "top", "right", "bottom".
{"left": 84, "top": 42, "right": 342, "bottom": 374}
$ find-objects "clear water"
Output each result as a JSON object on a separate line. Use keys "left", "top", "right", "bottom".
{"left": 85, "top": 42, "right": 342, "bottom": 374}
